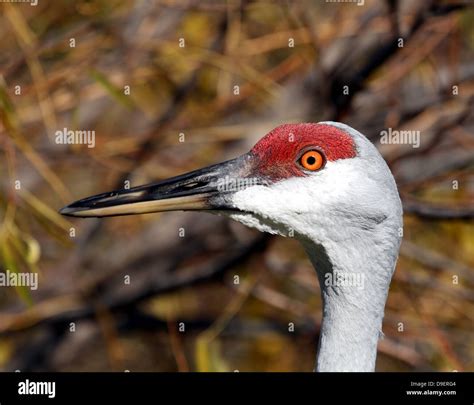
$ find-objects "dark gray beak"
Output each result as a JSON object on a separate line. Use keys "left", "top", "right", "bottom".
{"left": 60, "top": 154, "right": 258, "bottom": 218}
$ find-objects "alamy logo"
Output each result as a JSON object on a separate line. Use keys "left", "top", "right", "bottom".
{"left": 217, "top": 176, "right": 260, "bottom": 192}
{"left": 380, "top": 128, "right": 420, "bottom": 148}
{"left": 324, "top": 271, "right": 365, "bottom": 290}
{"left": 0, "top": 269, "right": 38, "bottom": 290}
{"left": 55, "top": 128, "right": 95, "bottom": 148}
{"left": 326, "top": 0, "right": 364, "bottom": 6}
{"left": 18, "top": 379, "right": 55, "bottom": 398}
{"left": 0, "top": 0, "right": 38, "bottom": 5}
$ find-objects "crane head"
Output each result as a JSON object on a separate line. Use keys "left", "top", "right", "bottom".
{"left": 60, "top": 122, "right": 402, "bottom": 245}
{"left": 60, "top": 121, "right": 404, "bottom": 373}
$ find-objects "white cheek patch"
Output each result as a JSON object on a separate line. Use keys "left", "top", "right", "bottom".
{"left": 231, "top": 159, "right": 358, "bottom": 215}
{"left": 227, "top": 212, "right": 283, "bottom": 235}
{"left": 232, "top": 185, "right": 290, "bottom": 216}
{"left": 227, "top": 158, "right": 374, "bottom": 240}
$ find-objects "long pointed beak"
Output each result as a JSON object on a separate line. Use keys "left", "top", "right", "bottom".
{"left": 60, "top": 154, "right": 257, "bottom": 218}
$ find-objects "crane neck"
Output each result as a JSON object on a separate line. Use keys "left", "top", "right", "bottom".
{"left": 301, "top": 237, "right": 397, "bottom": 372}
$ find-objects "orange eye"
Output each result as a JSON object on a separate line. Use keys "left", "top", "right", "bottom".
{"left": 299, "top": 150, "right": 325, "bottom": 171}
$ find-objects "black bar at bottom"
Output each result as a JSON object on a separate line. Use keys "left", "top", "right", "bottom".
{"left": 0, "top": 372, "right": 472, "bottom": 403}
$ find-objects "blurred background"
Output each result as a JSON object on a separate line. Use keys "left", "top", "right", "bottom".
{"left": 0, "top": 0, "right": 473, "bottom": 372}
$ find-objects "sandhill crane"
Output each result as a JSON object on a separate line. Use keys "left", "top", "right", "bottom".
{"left": 60, "top": 122, "right": 403, "bottom": 372}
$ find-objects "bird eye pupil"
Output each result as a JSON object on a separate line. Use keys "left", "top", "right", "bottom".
{"left": 299, "top": 150, "right": 325, "bottom": 171}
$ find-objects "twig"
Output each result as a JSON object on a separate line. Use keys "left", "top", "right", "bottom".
{"left": 402, "top": 196, "right": 474, "bottom": 220}
{"left": 0, "top": 234, "right": 270, "bottom": 335}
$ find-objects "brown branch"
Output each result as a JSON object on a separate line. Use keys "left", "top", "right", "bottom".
{"left": 0, "top": 234, "right": 270, "bottom": 335}
{"left": 402, "top": 196, "right": 474, "bottom": 220}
